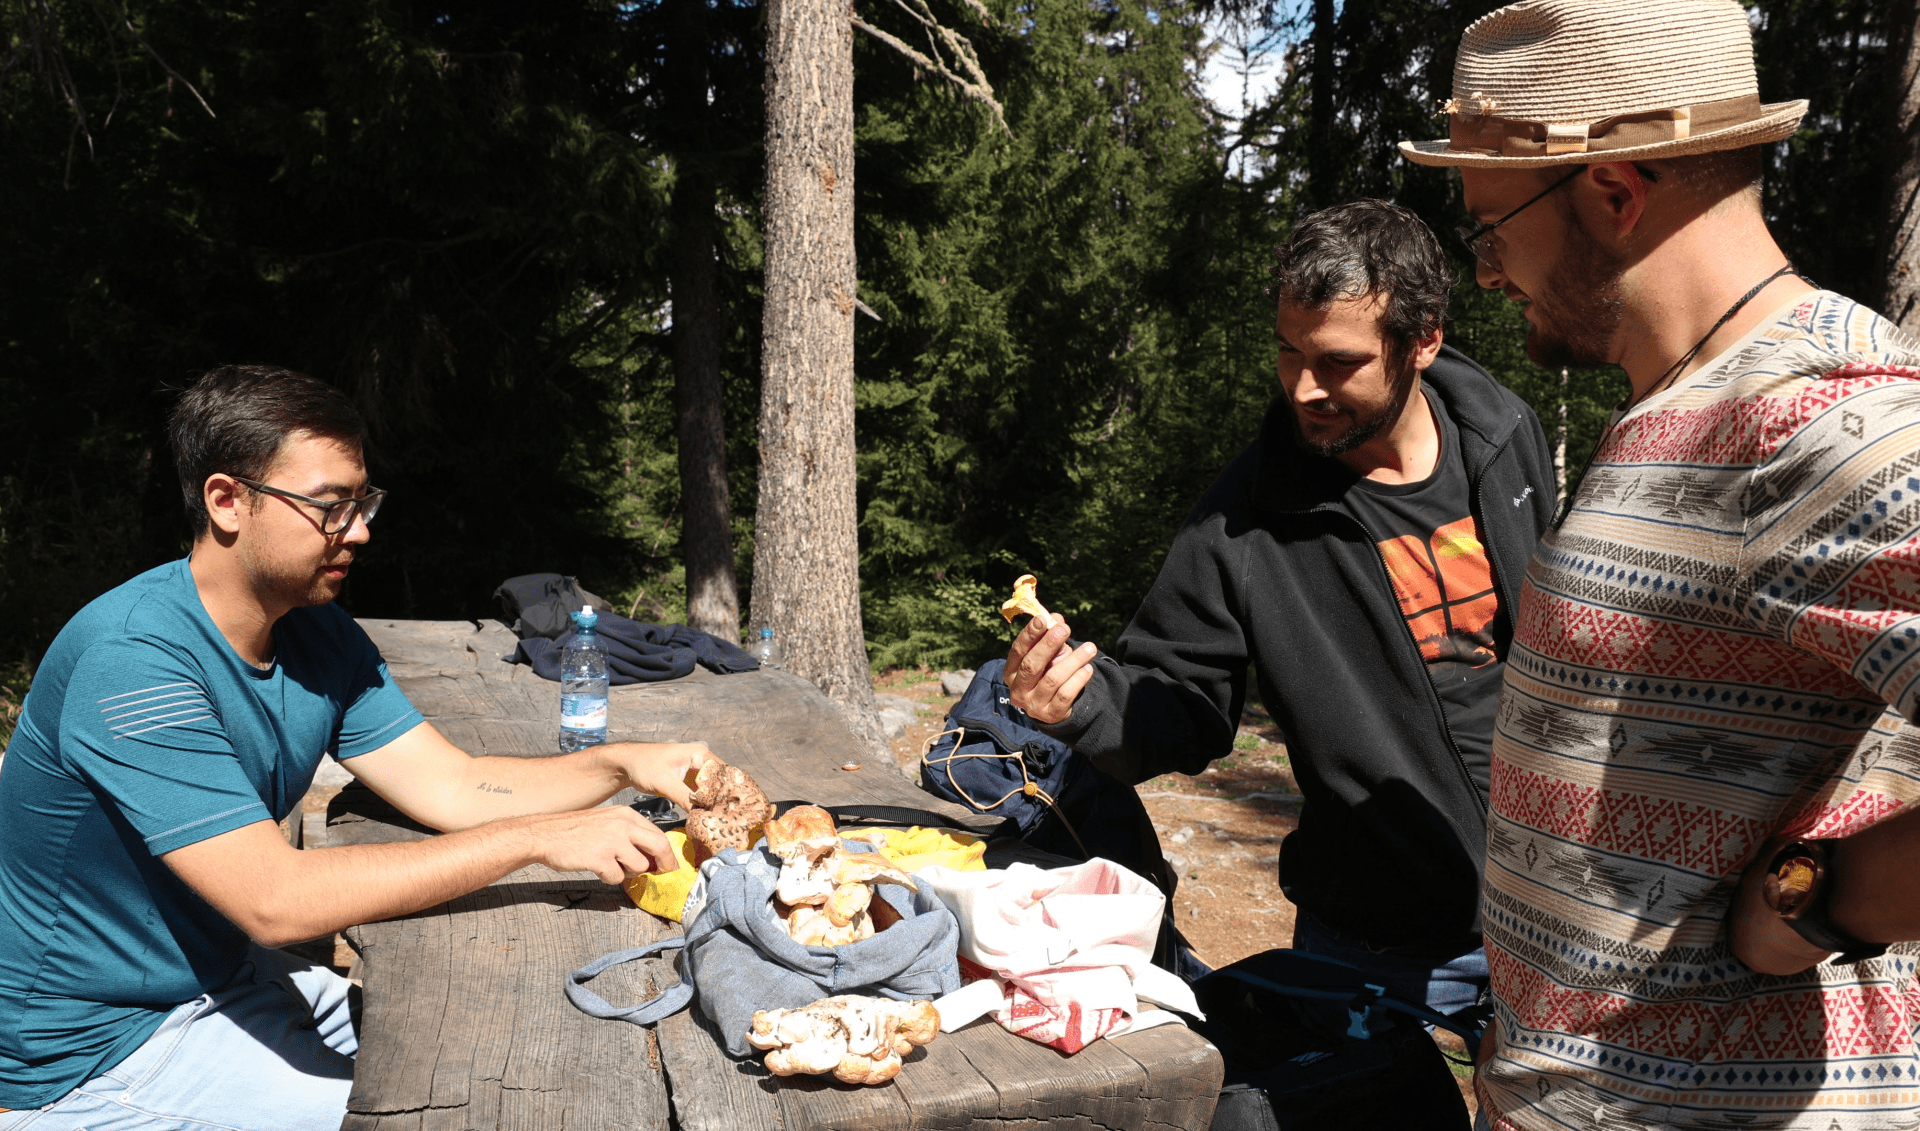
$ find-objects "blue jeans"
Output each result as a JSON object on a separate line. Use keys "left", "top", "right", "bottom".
{"left": 1291, "top": 912, "right": 1490, "bottom": 1028}
{"left": 0, "top": 946, "right": 356, "bottom": 1131}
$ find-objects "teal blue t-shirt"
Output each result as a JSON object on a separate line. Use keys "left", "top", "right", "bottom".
{"left": 0, "top": 557, "right": 423, "bottom": 1105}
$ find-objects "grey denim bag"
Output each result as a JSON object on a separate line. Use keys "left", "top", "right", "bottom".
{"left": 564, "top": 841, "right": 962, "bottom": 1057}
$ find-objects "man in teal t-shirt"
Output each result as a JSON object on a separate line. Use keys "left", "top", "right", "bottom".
{"left": 0, "top": 366, "right": 712, "bottom": 1131}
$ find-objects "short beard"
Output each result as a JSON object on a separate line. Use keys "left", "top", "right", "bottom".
{"left": 241, "top": 547, "right": 347, "bottom": 612}
{"left": 1525, "top": 202, "right": 1628, "bottom": 369}
{"left": 1292, "top": 348, "right": 1423, "bottom": 458}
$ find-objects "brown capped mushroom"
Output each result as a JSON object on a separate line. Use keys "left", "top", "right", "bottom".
{"left": 684, "top": 763, "right": 775, "bottom": 855}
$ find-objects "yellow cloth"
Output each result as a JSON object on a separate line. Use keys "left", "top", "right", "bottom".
{"left": 626, "top": 830, "right": 701, "bottom": 922}
{"left": 624, "top": 826, "right": 987, "bottom": 923}
{"left": 841, "top": 825, "right": 987, "bottom": 874}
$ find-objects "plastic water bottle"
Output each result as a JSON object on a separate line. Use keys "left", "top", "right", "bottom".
{"left": 750, "top": 627, "right": 784, "bottom": 668}
{"left": 558, "top": 606, "right": 609, "bottom": 751}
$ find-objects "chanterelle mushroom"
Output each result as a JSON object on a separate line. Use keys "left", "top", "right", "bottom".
{"left": 998, "top": 573, "right": 1056, "bottom": 630}
{"left": 684, "top": 763, "right": 774, "bottom": 855}
{"left": 746, "top": 996, "right": 942, "bottom": 1085}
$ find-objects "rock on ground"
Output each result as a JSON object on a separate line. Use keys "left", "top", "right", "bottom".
{"left": 939, "top": 669, "right": 977, "bottom": 697}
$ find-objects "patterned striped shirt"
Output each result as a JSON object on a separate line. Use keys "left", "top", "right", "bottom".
{"left": 1483, "top": 293, "right": 1920, "bottom": 1129}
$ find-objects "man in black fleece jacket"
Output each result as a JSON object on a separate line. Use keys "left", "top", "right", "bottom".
{"left": 1008, "top": 201, "right": 1555, "bottom": 1034}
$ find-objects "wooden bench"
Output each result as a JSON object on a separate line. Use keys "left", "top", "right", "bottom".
{"left": 332, "top": 619, "right": 1222, "bottom": 1131}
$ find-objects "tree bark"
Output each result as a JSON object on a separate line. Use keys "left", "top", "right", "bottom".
{"left": 754, "top": 0, "right": 886, "bottom": 753}
{"left": 1880, "top": 0, "right": 1920, "bottom": 334}
{"left": 667, "top": 0, "right": 742, "bottom": 640}
{"left": 1554, "top": 367, "right": 1568, "bottom": 508}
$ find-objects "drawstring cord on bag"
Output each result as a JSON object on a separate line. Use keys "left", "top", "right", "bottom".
{"left": 921, "top": 726, "right": 1092, "bottom": 859}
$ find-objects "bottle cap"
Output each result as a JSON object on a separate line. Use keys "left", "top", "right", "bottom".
{"left": 761, "top": 627, "right": 774, "bottom": 639}
{"left": 572, "top": 605, "right": 599, "bottom": 631}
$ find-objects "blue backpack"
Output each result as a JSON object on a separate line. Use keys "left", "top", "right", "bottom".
{"left": 921, "top": 660, "right": 1206, "bottom": 977}
{"left": 921, "top": 660, "right": 1165, "bottom": 873}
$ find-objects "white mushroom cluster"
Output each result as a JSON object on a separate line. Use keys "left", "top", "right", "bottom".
{"left": 746, "top": 995, "right": 941, "bottom": 1085}
{"left": 765, "top": 805, "right": 919, "bottom": 947}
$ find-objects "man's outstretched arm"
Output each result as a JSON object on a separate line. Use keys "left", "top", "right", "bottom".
{"left": 162, "top": 725, "right": 716, "bottom": 949}
{"left": 336, "top": 720, "right": 710, "bottom": 832}
{"left": 163, "top": 803, "right": 679, "bottom": 949}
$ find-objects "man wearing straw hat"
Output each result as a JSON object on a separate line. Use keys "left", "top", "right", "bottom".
{"left": 1402, "top": 0, "right": 1920, "bottom": 1127}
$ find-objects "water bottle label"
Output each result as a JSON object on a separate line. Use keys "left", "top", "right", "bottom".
{"left": 560, "top": 694, "right": 607, "bottom": 731}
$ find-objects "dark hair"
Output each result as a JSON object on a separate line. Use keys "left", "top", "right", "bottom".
{"left": 1272, "top": 199, "right": 1452, "bottom": 362}
{"left": 168, "top": 365, "right": 367, "bottom": 537}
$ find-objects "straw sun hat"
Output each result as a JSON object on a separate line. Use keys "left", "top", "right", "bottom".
{"left": 1399, "top": 0, "right": 1807, "bottom": 168}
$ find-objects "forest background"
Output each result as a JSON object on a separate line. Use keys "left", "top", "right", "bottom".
{"left": 0, "top": 0, "right": 1908, "bottom": 726}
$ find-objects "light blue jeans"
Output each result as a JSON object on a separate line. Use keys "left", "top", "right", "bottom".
{"left": 0, "top": 946, "right": 356, "bottom": 1131}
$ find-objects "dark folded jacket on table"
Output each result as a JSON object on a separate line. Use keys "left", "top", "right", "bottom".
{"left": 510, "top": 612, "right": 759, "bottom": 684}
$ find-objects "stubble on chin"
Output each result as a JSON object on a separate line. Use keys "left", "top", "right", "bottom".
{"left": 1289, "top": 353, "right": 1421, "bottom": 459}
{"left": 1522, "top": 210, "right": 1627, "bottom": 371}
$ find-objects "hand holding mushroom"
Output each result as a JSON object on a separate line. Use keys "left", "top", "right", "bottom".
{"left": 684, "top": 762, "right": 775, "bottom": 857}
{"left": 999, "top": 573, "right": 1097, "bottom": 727}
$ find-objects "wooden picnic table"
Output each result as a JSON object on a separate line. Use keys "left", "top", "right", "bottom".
{"left": 330, "top": 619, "right": 1223, "bottom": 1131}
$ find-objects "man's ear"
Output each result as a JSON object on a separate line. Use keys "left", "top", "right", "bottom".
{"left": 204, "top": 474, "right": 247, "bottom": 537}
{"left": 1411, "top": 324, "right": 1445, "bottom": 372}
{"left": 1582, "top": 162, "right": 1652, "bottom": 241}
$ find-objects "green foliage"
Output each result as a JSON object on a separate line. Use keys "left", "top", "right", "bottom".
{"left": 1748, "top": 0, "right": 1905, "bottom": 305}
{"left": 0, "top": 656, "right": 29, "bottom": 751}
{"left": 0, "top": 0, "right": 1902, "bottom": 682}
{"left": 853, "top": 0, "right": 1287, "bottom": 667}
{"left": 0, "top": 0, "right": 762, "bottom": 652}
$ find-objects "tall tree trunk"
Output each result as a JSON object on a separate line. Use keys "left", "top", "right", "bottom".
{"left": 754, "top": 0, "right": 886, "bottom": 753}
{"left": 667, "top": 0, "right": 741, "bottom": 640}
{"left": 1554, "top": 367, "right": 1568, "bottom": 508}
{"left": 1307, "top": 0, "right": 1335, "bottom": 209}
{"left": 1880, "top": 0, "right": 1920, "bottom": 334}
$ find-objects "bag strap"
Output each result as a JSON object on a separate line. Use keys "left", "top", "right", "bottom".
{"left": 918, "top": 722, "right": 1092, "bottom": 857}
{"left": 766, "top": 799, "right": 1019, "bottom": 839}
{"left": 564, "top": 938, "right": 693, "bottom": 1026}
{"left": 1206, "top": 965, "right": 1490, "bottom": 1057}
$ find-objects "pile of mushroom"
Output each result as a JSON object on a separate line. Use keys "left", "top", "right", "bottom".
{"left": 747, "top": 995, "right": 941, "bottom": 1084}
{"left": 765, "top": 805, "right": 920, "bottom": 947}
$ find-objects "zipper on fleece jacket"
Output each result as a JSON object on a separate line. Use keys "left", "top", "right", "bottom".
{"left": 1313, "top": 420, "right": 1524, "bottom": 822}
{"left": 1341, "top": 507, "right": 1487, "bottom": 821}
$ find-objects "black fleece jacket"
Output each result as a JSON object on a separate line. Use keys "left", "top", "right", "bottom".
{"left": 1041, "top": 345, "right": 1555, "bottom": 949}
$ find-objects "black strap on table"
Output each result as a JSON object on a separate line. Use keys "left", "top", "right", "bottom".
{"left": 634, "top": 796, "right": 1016, "bottom": 840}
{"left": 775, "top": 799, "right": 1019, "bottom": 840}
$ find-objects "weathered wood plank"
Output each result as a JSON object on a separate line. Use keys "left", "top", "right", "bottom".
{"left": 654, "top": 999, "right": 789, "bottom": 1131}
{"left": 1104, "top": 1025, "right": 1225, "bottom": 1130}
{"left": 344, "top": 871, "right": 673, "bottom": 1131}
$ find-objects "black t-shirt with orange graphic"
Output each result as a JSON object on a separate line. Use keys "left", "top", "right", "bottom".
{"left": 1343, "top": 393, "right": 1503, "bottom": 793}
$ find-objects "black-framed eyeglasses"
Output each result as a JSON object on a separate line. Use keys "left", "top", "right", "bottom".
{"left": 232, "top": 476, "right": 387, "bottom": 535}
{"left": 1454, "top": 167, "right": 1585, "bottom": 273}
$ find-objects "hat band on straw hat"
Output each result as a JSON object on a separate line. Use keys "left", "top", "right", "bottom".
{"left": 1449, "top": 93, "right": 1762, "bottom": 159}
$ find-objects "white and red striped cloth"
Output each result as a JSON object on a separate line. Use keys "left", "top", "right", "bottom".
{"left": 918, "top": 859, "right": 1199, "bottom": 1054}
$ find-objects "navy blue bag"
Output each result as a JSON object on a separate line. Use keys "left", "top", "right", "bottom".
{"left": 921, "top": 659, "right": 1203, "bottom": 977}
{"left": 922, "top": 660, "right": 1165, "bottom": 876}
{"left": 1195, "top": 950, "right": 1488, "bottom": 1131}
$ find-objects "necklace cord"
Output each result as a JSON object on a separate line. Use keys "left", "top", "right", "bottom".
{"left": 1551, "top": 265, "right": 1805, "bottom": 529}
